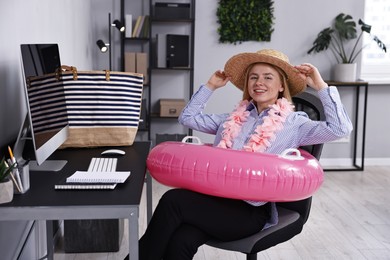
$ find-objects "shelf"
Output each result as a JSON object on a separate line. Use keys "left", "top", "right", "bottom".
{"left": 124, "top": 37, "right": 150, "bottom": 41}
{"left": 150, "top": 18, "right": 194, "bottom": 23}
{"left": 150, "top": 113, "right": 179, "bottom": 119}
{"left": 121, "top": 0, "right": 195, "bottom": 142}
{"left": 152, "top": 67, "right": 193, "bottom": 71}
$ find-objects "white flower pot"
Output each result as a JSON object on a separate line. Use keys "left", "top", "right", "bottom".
{"left": 0, "top": 179, "right": 14, "bottom": 204}
{"left": 333, "top": 63, "right": 357, "bottom": 82}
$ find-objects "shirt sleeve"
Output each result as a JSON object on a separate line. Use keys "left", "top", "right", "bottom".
{"left": 178, "top": 85, "right": 228, "bottom": 134}
{"left": 295, "top": 86, "right": 353, "bottom": 146}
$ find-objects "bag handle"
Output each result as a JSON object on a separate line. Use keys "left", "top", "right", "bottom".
{"left": 55, "top": 65, "right": 78, "bottom": 81}
{"left": 104, "top": 70, "right": 111, "bottom": 81}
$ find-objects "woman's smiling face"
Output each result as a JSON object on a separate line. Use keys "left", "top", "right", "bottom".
{"left": 247, "top": 63, "right": 284, "bottom": 112}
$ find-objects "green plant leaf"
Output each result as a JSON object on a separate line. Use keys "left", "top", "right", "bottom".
{"left": 358, "top": 19, "right": 372, "bottom": 34}
{"left": 0, "top": 157, "right": 15, "bottom": 182}
{"left": 307, "top": 28, "right": 333, "bottom": 54}
{"left": 334, "top": 13, "right": 357, "bottom": 40}
{"left": 373, "top": 36, "right": 387, "bottom": 52}
{"left": 307, "top": 12, "right": 387, "bottom": 63}
{"left": 217, "top": 0, "right": 274, "bottom": 44}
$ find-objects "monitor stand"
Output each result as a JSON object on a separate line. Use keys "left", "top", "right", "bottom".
{"left": 14, "top": 114, "right": 68, "bottom": 172}
{"left": 29, "top": 160, "right": 67, "bottom": 172}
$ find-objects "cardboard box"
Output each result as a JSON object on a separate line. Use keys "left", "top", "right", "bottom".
{"left": 136, "top": 52, "right": 148, "bottom": 84}
{"left": 125, "top": 52, "right": 148, "bottom": 84}
{"left": 159, "top": 99, "right": 185, "bottom": 117}
{"left": 124, "top": 52, "right": 136, "bottom": 73}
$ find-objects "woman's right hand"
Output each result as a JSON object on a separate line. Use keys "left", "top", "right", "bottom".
{"left": 294, "top": 63, "right": 328, "bottom": 91}
{"left": 206, "top": 70, "right": 231, "bottom": 91}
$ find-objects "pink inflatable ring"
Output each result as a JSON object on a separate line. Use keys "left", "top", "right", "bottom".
{"left": 147, "top": 137, "right": 324, "bottom": 202}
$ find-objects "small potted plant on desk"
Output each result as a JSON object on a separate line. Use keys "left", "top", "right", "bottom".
{"left": 0, "top": 157, "right": 15, "bottom": 204}
{"left": 307, "top": 13, "right": 387, "bottom": 82}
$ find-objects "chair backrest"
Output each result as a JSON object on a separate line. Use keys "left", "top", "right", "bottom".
{"left": 206, "top": 91, "right": 326, "bottom": 257}
{"left": 277, "top": 91, "right": 325, "bottom": 225}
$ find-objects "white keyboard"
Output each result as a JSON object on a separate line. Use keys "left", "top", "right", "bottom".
{"left": 87, "top": 157, "right": 118, "bottom": 172}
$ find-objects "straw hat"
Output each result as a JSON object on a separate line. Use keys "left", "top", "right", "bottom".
{"left": 224, "top": 49, "right": 306, "bottom": 96}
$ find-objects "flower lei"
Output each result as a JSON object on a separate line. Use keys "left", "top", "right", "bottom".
{"left": 217, "top": 98, "right": 294, "bottom": 152}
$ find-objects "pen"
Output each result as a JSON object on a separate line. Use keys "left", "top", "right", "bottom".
{"left": 8, "top": 146, "right": 24, "bottom": 193}
{"left": 4, "top": 161, "right": 22, "bottom": 193}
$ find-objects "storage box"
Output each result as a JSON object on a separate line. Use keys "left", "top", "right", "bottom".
{"left": 136, "top": 52, "right": 148, "bottom": 84}
{"left": 125, "top": 52, "right": 148, "bottom": 84}
{"left": 64, "top": 219, "right": 124, "bottom": 253}
{"left": 124, "top": 52, "right": 136, "bottom": 73}
{"left": 154, "top": 2, "right": 190, "bottom": 19}
{"left": 166, "top": 34, "right": 189, "bottom": 68}
{"left": 159, "top": 99, "right": 186, "bottom": 117}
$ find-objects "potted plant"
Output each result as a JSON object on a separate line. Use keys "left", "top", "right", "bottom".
{"left": 0, "top": 157, "right": 15, "bottom": 203}
{"left": 307, "top": 13, "right": 387, "bottom": 82}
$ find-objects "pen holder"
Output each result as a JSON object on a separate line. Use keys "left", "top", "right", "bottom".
{"left": 14, "top": 163, "right": 30, "bottom": 194}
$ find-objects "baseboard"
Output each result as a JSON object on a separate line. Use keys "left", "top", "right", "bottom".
{"left": 320, "top": 157, "right": 390, "bottom": 167}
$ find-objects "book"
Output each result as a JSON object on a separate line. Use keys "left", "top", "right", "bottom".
{"left": 156, "top": 34, "right": 167, "bottom": 68}
{"left": 140, "top": 15, "right": 149, "bottom": 38}
{"left": 66, "top": 171, "right": 130, "bottom": 183}
{"left": 135, "top": 16, "right": 145, "bottom": 37}
{"left": 132, "top": 16, "right": 142, "bottom": 37}
{"left": 54, "top": 171, "right": 130, "bottom": 190}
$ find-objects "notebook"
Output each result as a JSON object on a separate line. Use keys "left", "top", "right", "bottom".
{"left": 55, "top": 179, "right": 118, "bottom": 190}
{"left": 66, "top": 171, "right": 130, "bottom": 183}
{"left": 55, "top": 157, "right": 130, "bottom": 190}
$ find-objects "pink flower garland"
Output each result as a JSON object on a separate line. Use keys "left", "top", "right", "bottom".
{"left": 217, "top": 98, "right": 294, "bottom": 152}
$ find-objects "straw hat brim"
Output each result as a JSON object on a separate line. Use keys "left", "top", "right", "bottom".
{"left": 224, "top": 52, "right": 306, "bottom": 96}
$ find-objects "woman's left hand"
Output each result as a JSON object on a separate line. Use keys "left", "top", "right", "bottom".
{"left": 295, "top": 63, "right": 328, "bottom": 91}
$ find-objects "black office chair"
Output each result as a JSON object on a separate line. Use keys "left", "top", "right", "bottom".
{"left": 206, "top": 91, "right": 326, "bottom": 260}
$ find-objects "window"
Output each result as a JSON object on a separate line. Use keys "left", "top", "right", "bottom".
{"left": 361, "top": 0, "right": 390, "bottom": 83}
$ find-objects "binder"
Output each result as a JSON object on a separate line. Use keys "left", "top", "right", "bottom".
{"left": 125, "top": 14, "right": 132, "bottom": 38}
{"left": 156, "top": 34, "right": 167, "bottom": 68}
{"left": 166, "top": 34, "right": 189, "bottom": 68}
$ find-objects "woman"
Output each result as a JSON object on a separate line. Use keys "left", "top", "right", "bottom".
{"left": 138, "top": 49, "right": 353, "bottom": 259}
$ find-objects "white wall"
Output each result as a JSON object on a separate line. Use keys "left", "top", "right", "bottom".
{"left": 0, "top": 0, "right": 93, "bottom": 148}
{"left": 0, "top": 0, "right": 106, "bottom": 258}
{"left": 192, "top": 0, "right": 390, "bottom": 162}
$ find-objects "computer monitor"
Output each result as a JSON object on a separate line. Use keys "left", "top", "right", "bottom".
{"left": 14, "top": 44, "right": 69, "bottom": 171}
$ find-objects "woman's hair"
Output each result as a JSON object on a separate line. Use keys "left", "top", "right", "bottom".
{"left": 242, "top": 62, "right": 293, "bottom": 102}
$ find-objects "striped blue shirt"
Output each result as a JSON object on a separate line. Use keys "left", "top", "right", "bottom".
{"left": 178, "top": 85, "right": 353, "bottom": 229}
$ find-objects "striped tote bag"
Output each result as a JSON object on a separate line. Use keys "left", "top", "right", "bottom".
{"left": 27, "top": 66, "right": 144, "bottom": 147}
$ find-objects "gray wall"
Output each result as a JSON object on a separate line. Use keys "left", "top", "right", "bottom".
{"left": 1, "top": 0, "right": 388, "bottom": 162}
{"left": 191, "top": 0, "right": 390, "bottom": 165}
{"left": 0, "top": 0, "right": 115, "bottom": 258}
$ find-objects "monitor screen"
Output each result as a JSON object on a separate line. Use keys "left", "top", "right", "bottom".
{"left": 14, "top": 44, "right": 69, "bottom": 171}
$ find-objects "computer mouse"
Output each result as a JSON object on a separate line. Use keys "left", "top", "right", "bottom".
{"left": 101, "top": 149, "right": 126, "bottom": 156}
